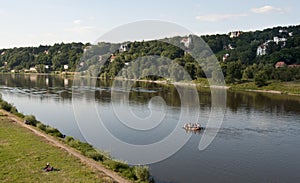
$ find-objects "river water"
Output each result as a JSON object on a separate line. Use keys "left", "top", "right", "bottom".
{"left": 0, "top": 74, "right": 300, "bottom": 183}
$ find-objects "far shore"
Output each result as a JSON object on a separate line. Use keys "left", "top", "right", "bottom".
{"left": 1, "top": 72, "right": 299, "bottom": 96}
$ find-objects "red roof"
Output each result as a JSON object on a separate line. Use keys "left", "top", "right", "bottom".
{"left": 288, "top": 64, "right": 300, "bottom": 68}
{"left": 275, "top": 61, "right": 286, "bottom": 68}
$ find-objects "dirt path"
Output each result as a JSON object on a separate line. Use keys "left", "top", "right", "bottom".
{"left": 0, "top": 109, "right": 132, "bottom": 183}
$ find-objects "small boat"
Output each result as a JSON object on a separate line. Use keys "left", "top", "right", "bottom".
{"left": 183, "top": 123, "right": 202, "bottom": 131}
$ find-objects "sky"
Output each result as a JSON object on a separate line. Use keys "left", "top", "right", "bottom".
{"left": 0, "top": 0, "right": 299, "bottom": 48}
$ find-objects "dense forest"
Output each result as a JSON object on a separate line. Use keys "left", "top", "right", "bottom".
{"left": 1, "top": 25, "right": 300, "bottom": 86}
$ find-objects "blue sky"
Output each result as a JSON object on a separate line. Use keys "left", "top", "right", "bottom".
{"left": 0, "top": 0, "right": 299, "bottom": 48}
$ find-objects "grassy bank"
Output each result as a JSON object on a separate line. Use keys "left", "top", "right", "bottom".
{"left": 0, "top": 96, "right": 152, "bottom": 183}
{"left": 0, "top": 112, "right": 113, "bottom": 183}
{"left": 229, "top": 80, "right": 300, "bottom": 95}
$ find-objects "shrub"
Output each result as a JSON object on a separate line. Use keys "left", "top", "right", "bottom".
{"left": 103, "top": 159, "right": 130, "bottom": 172}
{"left": 24, "top": 115, "right": 38, "bottom": 126}
{"left": 85, "top": 150, "right": 104, "bottom": 162}
{"left": 36, "top": 123, "right": 47, "bottom": 131}
{"left": 134, "top": 165, "right": 150, "bottom": 182}
{"left": 65, "top": 136, "right": 74, "bottom": 143}
{"left": 45, "top": 126, "right": 64, "bottom": 138}
{"left": 0, "top": 100, "right": 13, "bottom": 111}
{"left": 121, "top": 168, "right": 136, "bottom": 180}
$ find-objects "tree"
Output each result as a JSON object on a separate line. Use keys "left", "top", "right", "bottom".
{"left": 254, "top": 71, "right": 268, "bottom": 87}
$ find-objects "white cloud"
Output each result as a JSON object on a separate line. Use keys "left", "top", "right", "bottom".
{"left": 73, "top": 19, "right": 81, "bottom": 24}
{"left": 251, "top": 5, "right": 285, "bottom": 14}
{"left": 196, "top": 13, "right": 247, "bottom": 22}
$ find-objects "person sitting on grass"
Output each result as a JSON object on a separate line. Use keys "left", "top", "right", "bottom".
{"left": 43, "top": 162, "right": 54, "bottom": 172}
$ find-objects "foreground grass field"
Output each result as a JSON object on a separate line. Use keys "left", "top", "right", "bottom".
{"left": 0, "top": 112, "right": 114, "bottom": 183}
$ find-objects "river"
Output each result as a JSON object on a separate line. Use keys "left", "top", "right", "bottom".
{"left": 0, "top": 74, "right": 300, "bottom": 183}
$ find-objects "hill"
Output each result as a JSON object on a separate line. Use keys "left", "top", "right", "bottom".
{"left": 0, "top": 25, "right": 300, "bottom": 85}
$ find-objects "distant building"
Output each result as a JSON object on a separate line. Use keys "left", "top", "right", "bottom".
{"left": 44, "top": 50, "right": 49, "bottom": 55}
{"left": 222, "top": 53, "right": 230, "bottom": 62}
{"left": 83, "top": 46, "right": 92, "bottom": 53}
{"left": 229, "top": 31, "right": 241, "bottom": 38}
{"left": 273, "top": 37, "right": 287, "bottom": 44}
{"left": 257, "top": 44, "right": 267, "bottom": 56}
{"left": 1, "top": 51, "right": 5, "bottom": 55}
{"left": 110, "top": 54, "right": 116, "bottom": 62}
{"left": 180, "top": 36, "right": 192, "bottom": 48}
{"left": 29, "top": 67, "right": 37, "bottom": 72}
{"left": 275, "top": 61, "right": 286, "bottom": 68}
{"left": 119, "top": 44, "right": 128, "bottom": 52}
{"left": 63, "top": 65, "right": 69, "bottom": 70}
{"left": 288, "top": 64, "right": 300, "bottom": 68}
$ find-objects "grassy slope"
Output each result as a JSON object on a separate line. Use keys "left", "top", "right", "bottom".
{"left": 229, "top": 81, "right": 300, "bottom": 95}
{"left": 0, "top": 113, "right": 113, "bottom": 183}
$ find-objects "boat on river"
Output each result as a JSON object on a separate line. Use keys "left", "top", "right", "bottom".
{"left": 183, "top": 123, "right": 202, "bottom": 131}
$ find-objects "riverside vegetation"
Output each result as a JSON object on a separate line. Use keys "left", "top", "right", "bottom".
{"left": 0, "top": 95, "right": 152, "bottom": 183}
{"left": 0, "top": 25, "right": 299, "bottom": 95}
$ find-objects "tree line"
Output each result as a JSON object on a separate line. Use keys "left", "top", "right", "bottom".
{"left": 1, "top": 25, "right": 300, "bottom": 86}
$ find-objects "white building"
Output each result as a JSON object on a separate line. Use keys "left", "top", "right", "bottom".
{"left": 180, "top": 36, "right": 192, "bottom": 48}
{"left": 273, "top": 37, "right": 287, "bottom": 44}
{"left": 257, "top": 44, "right": 267, "bottom": 56}
{"left": 229, "top": 31, "right": 241, "bottom": 38}
{"left": 63, "top": 65, "right": 69, "bottom": 70}
{"left": 119, "top": 44, "right": 128, "bottom": 52}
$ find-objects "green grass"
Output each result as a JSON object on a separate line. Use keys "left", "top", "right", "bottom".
{"left": 0, "top": 113, "right": 113, "bottom": 183}
{"left": 229, "top": 80, "right": 300, "bottom": 95}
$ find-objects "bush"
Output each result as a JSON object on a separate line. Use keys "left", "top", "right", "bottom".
{"left": 103, "top": 159, "right": 130, "bottom": 172}
{"left": 134, "top": 165, "right": 150, "bottom": 182}
{"left": 44, "top": 126, "right": 64, "bottom": 138}
{"left": 36, "top": 123, "right": 47, "bottom": 131}
{"left": 85, "top": 150, "right": 104, "bottom": 162}
{"left": 121, "top": 168, "right": 136, "bottom": 180}
{"left": 24, "top": 115, "right": 38, "bottom": 126}
{"left": 0, "top": 100, "right": 13, "bottom": 111}
{"left": 65, "top": 136, "right": 74, "bottom": 143}
{"left": 254, "top": 71, "right": 268, "bottom": 87}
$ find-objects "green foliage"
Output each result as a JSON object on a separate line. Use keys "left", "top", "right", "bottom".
{"left": 254, "top": 71, "right": 268, "bottom": 87}
{"left": 134, "top": 166, "right": 150, "bottom": 182}
{"left": 0, "top": 100, "right": 13, "bottom": 111}
{"left": 24, "top": 115, "right": 38, "bottom": 126}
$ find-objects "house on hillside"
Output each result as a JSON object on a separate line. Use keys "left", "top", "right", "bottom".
{"left": 180, "top": 36, "right": 192, "bottom": 48}
{"left": 273, "top": 37, "right": 287, "bottom": 45}
{"left": 256, "top": 44, "right": 267, "bottom": 56}
{"left": 119, "top": 44, "right": 128, "bottom": 52}
{"left": 275, "top": 61, "right": 286, "bottom": 68}
{"left": 288, "top": 64, "right": 300, "bottom": 68}
{"left": 63, "top": 65, "right": 69, "bottom": 70}
{"left": 222, "top": 53, "right": 230, "bottom": 62}
{"left": 229, "top": 31, "right": 241, "bottom": 38}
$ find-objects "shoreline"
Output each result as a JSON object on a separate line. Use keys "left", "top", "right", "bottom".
{"left": 1, "top": 72, "right": 299, "bottom": 96}
{"left": 0, "top": 109, "right": 133, "bottom": 183}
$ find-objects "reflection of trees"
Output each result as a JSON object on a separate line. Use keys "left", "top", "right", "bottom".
{"left": 0, "top": 74, "right": 299, "bottom": 114}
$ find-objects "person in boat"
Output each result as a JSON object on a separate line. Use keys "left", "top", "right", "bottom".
{"left": 44, "top": 162, "right": 54, "bottom": 172}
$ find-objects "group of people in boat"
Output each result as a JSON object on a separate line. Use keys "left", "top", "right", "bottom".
{"left": 183, "top": 123, "right": 201, "bottom": 130}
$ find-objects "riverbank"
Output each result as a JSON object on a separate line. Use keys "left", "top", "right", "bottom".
{"left": 0, "top": 97, "right": 151, "bottom": 182}
{"left": 0, "top": 110, "right": 116, "bottom": 183}
{"left": 228, "top": 80, "right": 300, "bottom": 96}
{"left": 1, "top": 72, "right": 299, "bottom": 95}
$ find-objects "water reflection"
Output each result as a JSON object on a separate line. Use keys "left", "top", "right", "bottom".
{"left": 0, "top": 74, "right": 299, "bottom": 114}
